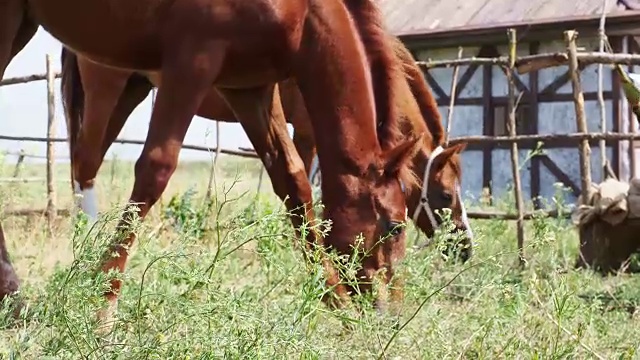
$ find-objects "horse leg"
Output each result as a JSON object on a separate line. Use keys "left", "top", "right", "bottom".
{"left": 99, "top": 76, "right": 154, "bottom": 161}
{"left": 0, "top": 1, "right": 32, "bottom": 310}
{"left": 218, "top": 85, "right": 351, "bottom": 309}
{"left": 279, "top": 80, "right": 317, "bottom": 176}
{"left": 0, "top": 0, "right": 26, "bottom": 77}
{"left": 293, "top": 130, "right": 317, "bottom": 179}
{"left": 10, "top": 14, "right": 37, "bottom": 60}
{"left": 96, "top": 49, "right": 222, "bottom": 329}
{"left": 72, "top": 61, "right": 132, "bottom": 222}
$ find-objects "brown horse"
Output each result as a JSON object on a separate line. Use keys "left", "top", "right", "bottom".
{"left": 60, "top": 36, "right": 474, "bottom": 263}
{"left": 1, "top": 0, "right": 423, "bottom": 320}
{"left": 0, "top": 1, "right": 39, "bottom": 310}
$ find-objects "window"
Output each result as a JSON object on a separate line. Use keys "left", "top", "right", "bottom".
{"left": 493, "top": 104, "right": 530, "bottom": 136}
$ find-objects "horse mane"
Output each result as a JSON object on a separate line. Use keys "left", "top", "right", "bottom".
{"left": 342, "top": 0, "right": 419, "bottom": 190}
{"left": 389, "top": 36, "right": 445, "bottom": 148}
{"left": 389, "top": 36, "right": 464, "bottom": 183}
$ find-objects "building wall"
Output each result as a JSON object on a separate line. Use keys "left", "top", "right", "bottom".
{"left": 413, "top": 36, "right": 628, "bottom": 207}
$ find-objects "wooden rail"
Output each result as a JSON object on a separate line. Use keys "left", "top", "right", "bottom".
{"left": 0, "top": 28, "right": 633, "bottom": 261}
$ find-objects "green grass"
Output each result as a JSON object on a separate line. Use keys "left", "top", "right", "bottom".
{"left": 0, "top": 153, "right": 638, "bottom": 359}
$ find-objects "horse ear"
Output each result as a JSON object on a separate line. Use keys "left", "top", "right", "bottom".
{"left": 382, "top": 133, "right": 424, "bottom": 177}
{"left": 433, "top": 142, "right": 466, "bottom": 171}
{"left": 447, "top": 142, "right": 466, "bottom": 154}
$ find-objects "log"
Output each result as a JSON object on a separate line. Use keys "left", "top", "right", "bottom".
{"left": 575, "top": 218, "right": 640, "bottom": 274}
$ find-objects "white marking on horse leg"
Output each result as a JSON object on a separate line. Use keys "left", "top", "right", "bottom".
{"left": 309, "top": 154, "right": 321, "bottom": 185}
{"left": 74, "top": 180, "right": 99, "bottom": 222}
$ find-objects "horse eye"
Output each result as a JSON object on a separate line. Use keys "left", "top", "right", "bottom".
{"left": 386, "top": 221, "right": 405, "bottom": 237}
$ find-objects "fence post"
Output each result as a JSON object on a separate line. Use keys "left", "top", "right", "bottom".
{"left": 45, "top": 54, "right": 57, "bottom": 231}
{"left": 564, "top": 30, "right": 593, "bottom": 203}
{"left": 506, "top": 29, "right": 526, "bottom": 267}
{"left": 205, "top": 121, "right": 221, "bottom": 200}
{"left": 12, "top": 150, "right": 25, "bottom": 178}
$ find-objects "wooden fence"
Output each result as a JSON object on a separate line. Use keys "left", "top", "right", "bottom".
{"left": 0, "top": 55, "right": 259, "bottom": 229}
{"left": 416, "top": 28, "right": 640, "bottom": 264}
{"left": 3, "top": 28, "right": 640, "bottom": 262}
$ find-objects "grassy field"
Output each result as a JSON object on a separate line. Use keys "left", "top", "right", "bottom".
{"left": 0, "top": 153, "right": 639, "bottom": 359}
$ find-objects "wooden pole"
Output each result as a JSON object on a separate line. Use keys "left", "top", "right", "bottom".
{"left": 12, "top": 150, "right": 25, "bottom": 178}
{"left": 505, "top": 29, "right": 526, "bottom": 267}
{"left": 207, "top": 120, "right": 222, "bottom": 200}
{"left": 45, "top": 54, "right": 57, "bottom": 231}
{"left": 597, "top": 0, "right": 608, "bottom": 179}
{"left": 214, "top": 121, "right": 221, "bottom": 166}
{"left": 256, "top": 166, "right": 265, "bottom": 194}
{"left": 205, "top": 122, "right": 221, "bottom": 199}
{"left": 443, "top": 47, "right": 463, "bottom": 145}
{"left": 564, "top": 30, "right": 593, "bottom": 203}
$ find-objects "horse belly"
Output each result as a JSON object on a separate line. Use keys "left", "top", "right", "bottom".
{"left": 214, "top": 54, "right": 289, "bottom": 88}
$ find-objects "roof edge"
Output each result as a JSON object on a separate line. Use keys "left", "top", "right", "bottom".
{"left": 394, "top": 11, "right": 640, "bottom": 43}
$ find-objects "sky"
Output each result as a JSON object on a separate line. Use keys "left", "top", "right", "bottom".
{"left": 1, "top": 27, "right": 293, "bottom": 164}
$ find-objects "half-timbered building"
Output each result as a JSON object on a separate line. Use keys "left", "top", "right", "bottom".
{"left": 379, "top": 0, "right": 640, "bottom": 207}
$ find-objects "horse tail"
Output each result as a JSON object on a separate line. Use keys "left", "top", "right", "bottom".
{"left": 60, "top": 47, "right": 84, "bottom": 191}
{"left": 390, "top": 36, "right": 445, "bottom": 146}
{"left": 342, "top": 0, "right": 402, "bottom": 150}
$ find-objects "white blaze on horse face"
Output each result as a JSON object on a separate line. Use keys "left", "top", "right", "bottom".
{"left": 456, "top": 182, "right": 473, "bottom": 241}
{"left": 74, "top": 180, "right": 98, "bottom": 222}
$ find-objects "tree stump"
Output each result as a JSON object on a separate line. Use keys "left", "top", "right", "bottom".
{"left": 575, "top": 218, "right": 640, "bottom": 274}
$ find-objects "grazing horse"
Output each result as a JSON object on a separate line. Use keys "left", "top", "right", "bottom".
{"left": 0, "top": 2, "right": 39, "bottom": 309}
{"left": 0, "top": 0, "right": 423, "bottom": 320}
{"left": 60, "top": 35, "right": 473, "bottom": 263}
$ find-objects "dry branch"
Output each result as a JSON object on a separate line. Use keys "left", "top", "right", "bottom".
{"left": 205, "top": 121, "right": 222, "bottom": 199}
{"left": 4, "top": 208, "right": 70, "bottom": 217}
{"left": 565, "top": 30, "right": 593, "bottom": 204}
{"left": 0, "top": 135, "right": 259, "bottom": 158}
{"left": 466, "top": 209, "right": 570, "bottom": 220}
{"left": 45, "top": 55, "right": 57, "bottom": 231}
{"left": 443, "top": 47, "right": 463, "bottom": 145}
{"left": 0, "top": 177, "right": 46, "bottom": 183}
{"left": 417, "top": 57, "right": 509, "bottom": 69}
{"left": 0, "top": 72, "right": 61, "bottom": 87}
{"left": 506, "top": 29, "right": 526, "bottom": 266}
{"left": 416, "top": 52, "right": 640, "bottom": 74}
{"left": 597, "top": 0, "right": 609, "bottom": 177}
{"left": 518, "top": 52, "right": 640, "bottom": 74}
{"left": 8, "top": 131, "right": 640, "bottom": 149}
{"left": 448, "top": 132, "right": 640, "bottom": 145}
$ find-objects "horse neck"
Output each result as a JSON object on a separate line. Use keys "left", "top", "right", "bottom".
{"left": 403, "top": 64, "right": 445, "bottom": 147}
{"left": 390, "top": 34, "right": 446, "bottom": 147}
{"left": 343, "top": 0, "right": 403, "bottom": 151}
{"left": 293, "top": 2, "right": 383, "bottom": 177}
{"left": 394, "top": 77, "right": 443, "bottom": 193}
